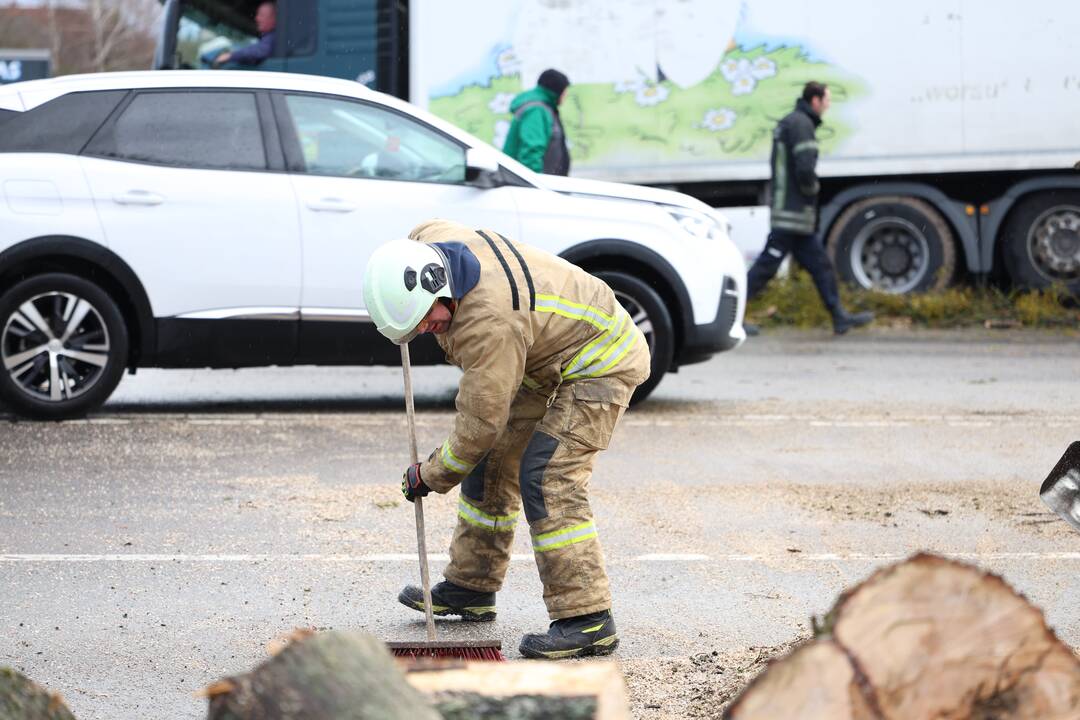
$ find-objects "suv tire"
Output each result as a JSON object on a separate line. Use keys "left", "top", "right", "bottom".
{"left": 594, "top": 270, "right": 673, "bottom": 406}
{"left": 0, "top": 273, "right": 128, "bottom": 420}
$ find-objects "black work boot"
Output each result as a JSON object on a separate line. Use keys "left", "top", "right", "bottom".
{"left": 832, "top": 309, "right": 874, "bottom": 335}
{"left": 398, "top": 580, "right": 496, "bottom": 622}
{"left": 518, "top": 610, "right": 618, "bottom": 659}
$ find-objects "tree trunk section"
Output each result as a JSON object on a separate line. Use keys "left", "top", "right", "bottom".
{"left": 407, "top": 660, "right": 630, "bottom": 720}
{"left": 724, "top": 640, "right": 877, "bottom": 720}
{"left": 0, "top": 668, "right": 77, "bottom": 720}
{"left": 832, "top": 553, "right": 1080, "bottom": 719}
{"left": 204, "top": 631, "right": 439, "bottom": 720}
{"left": 725, "top": 554, "right": 1080, "bottom": 719}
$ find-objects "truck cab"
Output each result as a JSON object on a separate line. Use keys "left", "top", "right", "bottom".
{"left": 154, "top": 0, "right": 407, "bottom": 95}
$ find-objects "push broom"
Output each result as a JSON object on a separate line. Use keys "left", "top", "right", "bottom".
{"left": 386, "top": 342, "right": 504, "bottom": 661}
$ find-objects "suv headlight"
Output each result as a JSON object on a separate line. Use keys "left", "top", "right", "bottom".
{"left": 667, "top": 207, "right": 726, "bottom": 241}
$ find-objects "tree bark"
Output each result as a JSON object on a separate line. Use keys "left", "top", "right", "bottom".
{"left": 407, "top": 660, "right": 629, "bottom": 720}
{"left": 203, "top": 631, "right": 439, "bottom": 720}
{"left": 0, "top": 667, "right": 77, "bottom": 720}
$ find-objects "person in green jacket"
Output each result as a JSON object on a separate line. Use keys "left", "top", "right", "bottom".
{"left": 502, "top": 69, "right": 571, "bottom": 175}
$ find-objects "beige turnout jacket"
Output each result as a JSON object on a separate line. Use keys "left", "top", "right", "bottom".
{"left": 410, "top": 220, "right": 650, "bottom": 492}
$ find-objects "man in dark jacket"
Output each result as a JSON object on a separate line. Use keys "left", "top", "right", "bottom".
{"left": 746, "top": 82, "right": 873, "bottom": 335}
{"left": 213, "top": 1, "right": 277, "bottom": 67}
{"left": 502, "top": 69, "right": 571, "bottom": 176}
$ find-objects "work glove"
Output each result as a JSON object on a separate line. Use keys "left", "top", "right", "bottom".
{"left": 401, "top": 463, "right": 431, "bottom": 503}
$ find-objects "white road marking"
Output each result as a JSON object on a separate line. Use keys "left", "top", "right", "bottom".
{"left": 3, "top": 411, "right": 1077, "bottom": 429}
{"left": 3, "top": 552, "right": 1080, "bottom": 563}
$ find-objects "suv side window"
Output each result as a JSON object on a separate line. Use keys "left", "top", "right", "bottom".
{"left": 86, "top": 91, "right": 266, "bottom": 170}
{"left": 282, "top": 94, "right": 465, "bottom": 184}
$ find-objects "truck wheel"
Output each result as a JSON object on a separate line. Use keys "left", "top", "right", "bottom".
{"left": 827, "top": 195, "right": 956, "bottom": 293}
{"left": 1001, "top": 191, "right": 1080, "bottom": 293}
{"left": 0, "top": 273, "right": 128, "bottom": 420}
{"left": 593, "top": 270, "right": 673, "bottom": 406}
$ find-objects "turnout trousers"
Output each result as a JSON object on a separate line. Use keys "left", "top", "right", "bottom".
{"left": 443, "top": 376, "right": 635, "bottom": 619}
{"left": 746, "top": 229, "right": 841, "bottom": 313}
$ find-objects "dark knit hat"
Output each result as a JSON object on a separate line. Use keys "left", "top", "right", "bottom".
{"left": 537, "top": 68, "right": 570, "bottom": 96}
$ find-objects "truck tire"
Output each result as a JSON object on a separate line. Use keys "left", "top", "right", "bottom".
{"left": 827, "top": 195, "right": 956, "bottom": 293}
{"left": 0, "top": 273, "right": 128, "bottom": 420}
{"left": 1000, "top": 191, "right": 1080, "bottom": 293}
{"left": 593, "top": 270, "right": 673, "bottom": 406}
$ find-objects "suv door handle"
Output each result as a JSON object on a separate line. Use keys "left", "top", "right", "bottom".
{"left": 113, "top": 190, "right": 164, "bottom": 206}
{"left": 306, "top": 197, "right": 357, "bottom": 213}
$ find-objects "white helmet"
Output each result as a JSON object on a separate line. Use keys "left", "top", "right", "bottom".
{"left": 363, "top": 239, "right": 451, "bottom": 344}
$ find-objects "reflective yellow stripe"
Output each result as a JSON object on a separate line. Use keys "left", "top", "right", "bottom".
{"left": 458, "top": 497, "right": 518, "bottom": 532}
{"left": 536, "top": 294, "right": 615, "bottom": 323}
{"left": 564, "top": 315, "right": 639, "bottom": 380}
{"left": 585, "top": 323, "right": 640, "bottom": 378}
{"left": 521, "top": 375, "right": 541, "bottom": 390}
{"left": 532, "top": 521, "right": 598, "bottom": 552}
{"left": 440, "top": 440, "right": 472, "bottom": 474}
{"left": 535, "top": 294, "right": 615, "bottom": 334}
{"left": 563, "top": 311, "right": 636, "bottom": 379}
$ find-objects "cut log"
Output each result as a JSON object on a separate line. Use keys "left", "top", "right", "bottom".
{"left": 724, "top": 640, "right": 877, "bottom": 720}
{"left": 0, "top": 668, "right": 77, "bottom": 720}
{"left": 203, "top": 631, "right": 440, "bottom": 720}
{"left": 406, "top": 660, "right": 630, "bottom": 720}
{"left": 832, "top": 553, "right": 1080, "bottom": 719}
{"left": 725, "top": 553, "right": 1080, "bottom": 720}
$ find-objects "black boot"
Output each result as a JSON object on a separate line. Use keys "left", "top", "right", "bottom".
{"left": 518, "top": 610, "right": 618, "bottom": 660}
{"left": 832, "top": 309, "right": 874, "bottom": 335}
{"left": 398, "top": 580, "right": 496, "bottom": 622}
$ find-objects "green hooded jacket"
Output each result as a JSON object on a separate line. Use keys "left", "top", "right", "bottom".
{"left": 502, "top": 86, "right": 570, "bottom": 175}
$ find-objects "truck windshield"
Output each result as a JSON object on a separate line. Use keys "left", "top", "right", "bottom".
{"left": 174, "top": 1, "right": 259, "bottom": 69}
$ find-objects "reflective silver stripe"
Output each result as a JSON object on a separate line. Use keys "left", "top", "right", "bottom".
{"left": 532, "top": 521, "right": 598, "bottom": 552}
{"left": 792, "top": 139, "right": 819, "bottom": 154}
{"left": 772, "top": 218, "right": 816, "bottom": 233}
{"left": 440, "top": 441, "right": 472, "bottom": 474}
{"left": 457, "top": 497, "right": 518, "bottom": 532}
{"left": 772, "top": 127, "right": 786, "bottom": 213}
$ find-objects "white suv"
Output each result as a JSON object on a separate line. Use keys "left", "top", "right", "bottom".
{"left": 0, "top": 70, "right": 746, "bottom": 419}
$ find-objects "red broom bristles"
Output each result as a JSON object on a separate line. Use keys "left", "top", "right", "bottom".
{"left": 390, "top": 645, "right": 505, "bottom": 661}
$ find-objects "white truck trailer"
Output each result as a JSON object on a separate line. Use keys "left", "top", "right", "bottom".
{"left": 157, "top": 0, "right": 1080, "bottom": 294}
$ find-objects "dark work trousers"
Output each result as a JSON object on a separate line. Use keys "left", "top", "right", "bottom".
{"left": 746, "top": 229, "right": 841, "bottom": 314}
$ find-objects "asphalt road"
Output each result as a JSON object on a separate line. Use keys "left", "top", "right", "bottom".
{"left": 2, "top": 328, "right": 1079, "bottom": 718}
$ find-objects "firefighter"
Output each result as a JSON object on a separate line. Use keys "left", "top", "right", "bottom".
{"left": 362, "top": 219, "right": 650, "bottom": 659}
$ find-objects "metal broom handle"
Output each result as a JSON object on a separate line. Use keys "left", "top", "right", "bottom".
{"left": 401, "top": 342, "right": 437, "bottom": 643}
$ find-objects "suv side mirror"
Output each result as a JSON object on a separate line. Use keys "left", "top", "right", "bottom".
{"left": 465, "top": 147, "right": 503, "bottom": 188}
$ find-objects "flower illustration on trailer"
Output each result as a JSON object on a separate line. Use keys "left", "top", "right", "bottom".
{"left": 719, "top": 55, "right": 777, "bottom": 95}
{"left": 496, "top": 48, "right": 521, "bottom": 76}
{"left": 721, "top": 57, "right": 751, "bottom": 82}
{"left": 492, "top": 120, "right": 510, "bottom": 150}
{"left": 488, "top": 93, "right": 515, "bottom": 115}
{"left": 614, "top": 78, "right": 645, "bottom": 94}
{"left": 634, "top": 84, "right": 670, "bottom": 107}
{"left": 750, "top": 56, "right": 777, "bottom": 79}
{"left": 700, "top": 108, "right": 737, "bottom": 132}
{"left": 731, "top": 75, "right": 756, "bottom": 95}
